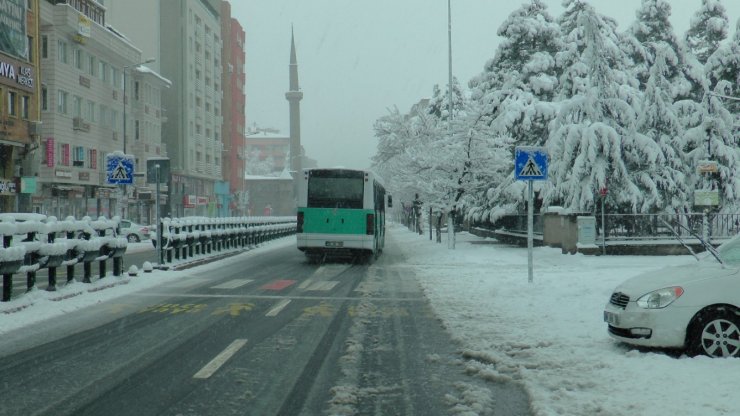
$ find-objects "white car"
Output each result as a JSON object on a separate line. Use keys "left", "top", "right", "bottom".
{"left": 604, "top": 235, "right": 740, "bottom": 357}
{"left": 118, "top": 220, "right": 151, "bottom": 243}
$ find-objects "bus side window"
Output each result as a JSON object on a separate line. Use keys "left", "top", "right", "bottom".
{"left": 387, "top": 195, "right": 393, "bottom": 208}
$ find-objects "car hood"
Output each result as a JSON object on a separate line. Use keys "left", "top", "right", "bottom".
{"left": 614, "top": 261, "right": 740, "bottom": 297}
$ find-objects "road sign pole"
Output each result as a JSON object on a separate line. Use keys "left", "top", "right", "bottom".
{"left": 155, "top": 164, "right": 163, "bottom": 266}
{"left": 527, "top": 180, "right": 533, "bottom": 283}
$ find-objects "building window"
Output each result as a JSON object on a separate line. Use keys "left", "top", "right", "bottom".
{"left": 135, "top": 119, "right": 139, "bottom": 140}
{"left": 58, "top": 91, "right": 68, "bottom": 114}
{"left": 73, "top": 146, "right": 85, "bottom": 167}
{"left": 27, "top": 36, "right": 33, "bottom": 63}
{"left": 8, "top": 91, "right": 17, "bottom": 117}
{"left": 88, "top": 149, "right": 97, "bottom": 169}
{"left": 41, "top": 36, "right": 47, "bottom": 59}
{"left": 88, "top": 55, "right": 95, "bottom": 76}
{"left": 57, "top": 39, "right": 67, "bottom": 64}
{"left": 134, "top": 81, "right": 139, "bottom": 100}
{"left": 21, "top": 96, "right": 29, "bottom": 119}
{"left": 73, "top": 95, "right": 82, "bottom": 117}
{"left": 74, "top": 48, "right": 82, "bottom": 70}
{"left": 99, "top": 61, "right": 107, "bottom": 82}
{"left": 41, "top": 87, "right": 48, "bottom": 111}
{"left": 87, "top": 100, "right": 95, "bottom": 122}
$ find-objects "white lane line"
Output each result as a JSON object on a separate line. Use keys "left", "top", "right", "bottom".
{"left": 211, "top": 279, "right": 254, "bottom": 289}
{"left": 298, "top": 278, "right": 314, "bottom": 290}
{"left": 169, "top": 279, "right": 202, "bottom": 288}
{"left": 193, "top": 339, "right": 248, "bottom": 379}
{"left": 265, "top": 299, "right": 292, "bottom": 317}
{"left": 305, "top": 281, "right": 339, "bottom": 291}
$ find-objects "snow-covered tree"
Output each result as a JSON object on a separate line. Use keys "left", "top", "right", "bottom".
{"left": 682, "top": 80, "right": 740, "bottom": 211}
{"left": 621, "top": 0, "right": 695, "bottom": 99}
{"left": 546, "top": 5, "right": 659, "bottom": 213}
{"left": 464, "top": 0, "right": 561, "bottom": 219}
{"left": 427, "top": 77, "right": 465, "bottom": 121}
{"left": 705, "top": 18, "right": 740, "bottom": 116}
{"left": 245, "top": 150, "right": 278, "bottom": 176}
{"left": 685, "top": 0, "right": 729, "bottom": 65}
{"left": 635, "top": 43, "right": 690, "bottom": 211}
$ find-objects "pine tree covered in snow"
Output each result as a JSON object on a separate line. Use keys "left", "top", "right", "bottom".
{"left": 546, "top": 5, "right": 659, "bottom": 213}
{"left": 682, "top": 80, "right": 740, "bottom": 211}
{"left": 622, "top": 0, "right": 694, "bottom": 99}
{"left": 705, "top": 18, "right": 740, "bottom": 116}
{"left": 465, "top": 0, "right": 562, "bottom": 219}
{"left": 685, "top": 0, "right": 729, "bottom": 65}
{"left": 427, "top": 77, "right": 465, "bottom": 121}
{"left": 635, "top": 44, "right": 690, "bottom": 211}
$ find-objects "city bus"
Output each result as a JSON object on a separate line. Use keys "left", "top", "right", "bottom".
{"left": 297, "top": 168, "right": 390, "bottom": 262}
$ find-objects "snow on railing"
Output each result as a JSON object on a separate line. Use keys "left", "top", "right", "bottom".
{"left": 150, "top": 215, "right": 297, "bottom": 265}
{"left": 0, "top": 214, "right": 128, "bottom": 302}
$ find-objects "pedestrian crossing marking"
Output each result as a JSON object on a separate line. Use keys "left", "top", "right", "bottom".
{"left": 169, "top": 278, "right": 202, "bottom": 288}
{"left": 111, "top": 162, "right": 130, "bottom": 180}
{"left": 265, "top": 299, "right": 292, "bottom": 317}
{"left": 519, "top": 156, "right": 542, "bottom": 177}
{"left": 211, "top": 279, "right": 254, "bottom": 289}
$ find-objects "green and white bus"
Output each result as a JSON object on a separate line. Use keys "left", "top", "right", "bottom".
{"left": 297, "top": 168, "right": 390, "bottom": 262}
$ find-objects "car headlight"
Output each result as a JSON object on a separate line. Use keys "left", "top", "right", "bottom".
{"left": 636, "top": 286, "right": 684, "bottom": 309}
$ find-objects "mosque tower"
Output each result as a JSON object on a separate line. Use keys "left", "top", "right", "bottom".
{"left": 285, "top": 28, "right": 303, "bottom": 203}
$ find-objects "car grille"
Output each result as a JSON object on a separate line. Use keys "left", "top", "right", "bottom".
{"left": 610, "top": 292, "right": 630, "bottom": 309}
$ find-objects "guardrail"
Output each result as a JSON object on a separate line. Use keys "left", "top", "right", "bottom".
{"left": 151, "top": 216, "right": 297, "bottom": 266}
{"left": 0, "top": 214, "right": 127, "bottom": 302}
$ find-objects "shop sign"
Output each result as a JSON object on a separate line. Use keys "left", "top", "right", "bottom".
{"left": 77, "top": 15, "right": 91, "bottom": 38}
{"left": 184, "top": 194, "right": 196, "bottom": 208}
{"left": 98, "top": 188, "right": 112, "bottom": 199}
{"left": 20, "top": 176, "right": 36, "bottom": 194}
{"left": 0, "top": 0, "right": 27, "bottom": 60}
{"left": 0, "top": 178, "right": 17, "bottom": 195}
{"left": 0, "top": 60, "right": 33, "bottom": 91}
{"left": 46, "top": 138, "right": 55, "bottom": 167}
{"left": 197, "top": 196, "right": 208, "bottom": 206}
{"left": 79, "top": 172, "right": 90, "bottom": 181}
{"left": 55, "top": 170, "right": 72, "bottom": 179}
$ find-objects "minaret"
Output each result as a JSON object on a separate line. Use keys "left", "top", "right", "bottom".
{"left": 285, "top": 27, "right": 303, "bottom": 205}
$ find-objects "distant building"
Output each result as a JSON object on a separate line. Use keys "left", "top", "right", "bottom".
{"left": 245, "top": 130, "right": 290, "bottom": 173}
{"left": 244, "top": 170, "right": 294, "bottom": 217}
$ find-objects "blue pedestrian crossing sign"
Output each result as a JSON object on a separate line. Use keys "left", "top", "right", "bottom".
{"left": 105, "top": 152, "right": 135, "bottom": 185}
{"left": 514, "top": 146, "right": 548, "bottom": 181}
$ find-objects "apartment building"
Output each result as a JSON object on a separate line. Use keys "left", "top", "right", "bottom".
{"left": 36, "top": 0, "right": 169, "bottom": 220}
{"left": 0, "top": 0, "right": 42, "bottom": 213}
{"left": 220, "top": 1, "right": 246, "bottom": 216}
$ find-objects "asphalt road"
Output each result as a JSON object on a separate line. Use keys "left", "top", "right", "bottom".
{"left": 0, "top": 235, "right": 531, "bottom": 416}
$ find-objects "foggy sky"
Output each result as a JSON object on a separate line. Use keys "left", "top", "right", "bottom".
{"left": 232, "top": 0, "right": 740, "bottom": 170}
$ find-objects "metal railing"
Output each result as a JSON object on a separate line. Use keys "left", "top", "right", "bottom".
{"left": 599, "top": 213, "right": 740, "bottom": 241}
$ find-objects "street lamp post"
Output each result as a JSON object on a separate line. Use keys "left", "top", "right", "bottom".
{"left": 123, "top": 58, "right": 155, "bottom": 154}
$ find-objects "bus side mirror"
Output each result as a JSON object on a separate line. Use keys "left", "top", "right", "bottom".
{"left": 387, "top": 195, "right": 393, "bottom": 208}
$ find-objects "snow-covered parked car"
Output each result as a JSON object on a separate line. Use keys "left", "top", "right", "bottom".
{"left": 119, "top": 220, "right": 151, "bottom": 242}
{"left": 604, "top": 234, "right": 740, "bottom": 357}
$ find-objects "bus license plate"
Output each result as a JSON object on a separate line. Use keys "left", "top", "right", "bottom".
{"left": 603, "top": 311, "right": 619, "bottom": 325}
{"left": 326, "top": 241, "right": 343, "bottom": 248}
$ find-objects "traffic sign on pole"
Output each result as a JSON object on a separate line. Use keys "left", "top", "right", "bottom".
{"left": 513, "top": 146, "right": 549, "bottom": 283}
{"left": 105, "top": 152, "right": 135, "bottom": 185}
{"left": 515, "top": 146, "right": 548, "bottom": 181}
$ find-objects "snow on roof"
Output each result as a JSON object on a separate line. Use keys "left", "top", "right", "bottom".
{"left": 135, "top": 66, "right": 172, "bottom": 88}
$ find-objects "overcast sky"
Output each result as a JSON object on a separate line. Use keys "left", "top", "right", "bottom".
{"left": 232, "top": 0, "right": 740, "bottom": 170}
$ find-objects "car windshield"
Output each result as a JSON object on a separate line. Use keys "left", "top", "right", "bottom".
{"left": 717, "top": 236, "right": 740, "bottom": 266}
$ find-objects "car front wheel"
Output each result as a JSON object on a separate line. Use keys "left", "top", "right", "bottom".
{"left": 688, "top": 307, "right": 740, "bottom": 358}
{"left": 127, "top": 234, "right": 141, "bottom": 243}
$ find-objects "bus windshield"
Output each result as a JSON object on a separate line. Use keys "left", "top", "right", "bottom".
{"left": 307, "top": 171, "right": 364, "bottom": 209}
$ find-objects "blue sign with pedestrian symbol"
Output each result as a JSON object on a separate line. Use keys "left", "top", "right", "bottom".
{"left": 105, "top": 152, "right": 134, "bottom": 185}
{"left": 514, "top": 146, "right": 548, "bottom": 181}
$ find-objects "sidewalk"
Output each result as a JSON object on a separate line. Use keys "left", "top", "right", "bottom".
{"left": 387, "top": 223, "right": 737, "bottom": 416}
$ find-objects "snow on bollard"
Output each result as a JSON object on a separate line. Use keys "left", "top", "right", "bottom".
{"left": 142, "top": 261, "right": 153, "bottom": 273}
{"left": 128, "top": 265, "right": 139, "bottom": 277}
